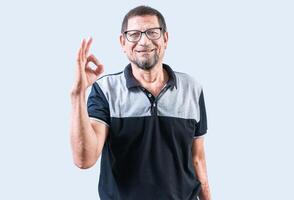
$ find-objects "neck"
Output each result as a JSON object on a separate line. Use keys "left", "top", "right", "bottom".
{"left": 131, "top": 62, "right": 168, "bottom": 88}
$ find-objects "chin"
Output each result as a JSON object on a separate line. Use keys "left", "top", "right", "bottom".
{"left": 138, "top": 61, "right": 157, "bottom": 70}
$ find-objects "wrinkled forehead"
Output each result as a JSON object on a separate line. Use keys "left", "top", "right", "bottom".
{"left": 127, "top": 15, "right": 160, "bottom": 31}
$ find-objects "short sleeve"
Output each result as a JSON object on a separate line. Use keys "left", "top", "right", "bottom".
{"left": 194, "top": 89, "right": 208, "bottom": 138}
{"left": 87, "top": 82, "right": 110, "bottom": 126}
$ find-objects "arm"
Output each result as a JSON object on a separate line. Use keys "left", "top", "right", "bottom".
{"left": 70, "top": 38, "right": 108, "bottom": 169}
{"left": 192, "top": 137, "right": 211, "bottom": 200}
{"left": 70, "top": 94, "right": 109, "bottom": 169}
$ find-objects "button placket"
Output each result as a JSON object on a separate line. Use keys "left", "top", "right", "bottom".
{"left": 140, "top": 84, "right": 170, "bottom": 116}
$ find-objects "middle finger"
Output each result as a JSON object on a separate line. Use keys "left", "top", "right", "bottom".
{"left": 84, "top": 37, "right": 93, "bottom": 57}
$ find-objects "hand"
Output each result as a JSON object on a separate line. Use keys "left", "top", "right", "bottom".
{"left": 71, "top": 37, "right": 104, "bottom": 96}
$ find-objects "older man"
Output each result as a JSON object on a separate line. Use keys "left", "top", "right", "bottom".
{"left": 70, "top": 5, "right": 211, "bottom": 200}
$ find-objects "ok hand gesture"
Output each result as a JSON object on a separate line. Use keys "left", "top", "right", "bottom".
{"left": 71, "top": 38, "right": 104, "bottom": 96}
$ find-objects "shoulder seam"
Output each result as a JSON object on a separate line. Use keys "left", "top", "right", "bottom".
{"left": 97, "top": 71, "right": 123, "bottom": 81}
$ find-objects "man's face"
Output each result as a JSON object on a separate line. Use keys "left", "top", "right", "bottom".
{"left": 120, "top": 15, "right": 168, "bottom": 70}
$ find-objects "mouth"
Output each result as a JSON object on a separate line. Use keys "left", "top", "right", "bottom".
{"left": 135, "top": 49, "right": 155, "bottom": 53}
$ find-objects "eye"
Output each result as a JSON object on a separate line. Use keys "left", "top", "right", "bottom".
{"left": 149, "top": 31, "right": 158, "bottom": 35}
{"left": 146, "top": 29, "right": 160, "bottom": 38}
{"left": 128, "top": 31, "right": 140, "bottom": 38}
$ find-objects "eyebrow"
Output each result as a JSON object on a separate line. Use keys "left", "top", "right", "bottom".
{"left": 124, "top": 27, "right": 161, "bottom": 32}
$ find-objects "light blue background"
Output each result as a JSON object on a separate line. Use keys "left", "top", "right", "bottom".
{"left": 0, "top": 0, "right": 293, "bottom": 199}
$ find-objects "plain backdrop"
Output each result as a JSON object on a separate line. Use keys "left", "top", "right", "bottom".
{"left": 0, "top": 0, "right": 293, "bottom": 199}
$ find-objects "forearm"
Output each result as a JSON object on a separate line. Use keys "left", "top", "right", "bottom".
{"left": 193, "top": 157, "right": 211, "bottom": 200}
{"left": 70, "top": 93, "right": 99, "bottom": 169}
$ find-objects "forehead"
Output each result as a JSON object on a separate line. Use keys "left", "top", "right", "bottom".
{"left": 127, "top": 15, "right": 160, "bottom": 30}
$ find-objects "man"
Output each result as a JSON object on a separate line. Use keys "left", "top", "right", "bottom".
{"left": 70, "top": 5, "right": 211, "bottom": 200}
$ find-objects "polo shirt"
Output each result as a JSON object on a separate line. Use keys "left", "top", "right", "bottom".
{"left": 87, "top": 63, "right": 208, "bottom": 200}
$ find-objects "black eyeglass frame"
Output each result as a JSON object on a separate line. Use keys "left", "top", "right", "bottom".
{"left": 123, "top": 27, "right": 163, "bottom": 42}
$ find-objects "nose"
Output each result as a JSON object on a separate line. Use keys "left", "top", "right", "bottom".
{"left": 138, "top": 32, "right": 151, "bottom": 45}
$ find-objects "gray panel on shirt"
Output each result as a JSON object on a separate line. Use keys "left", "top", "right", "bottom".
{"left": 96, "top": 71, "right": 203, "bottom": 123}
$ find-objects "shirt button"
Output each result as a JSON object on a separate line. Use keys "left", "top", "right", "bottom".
{"left": 153, "top": 103, "right": 156, "bottom": 107}
{"left": 148, "top": 93, "right": 152, "bottom": 97}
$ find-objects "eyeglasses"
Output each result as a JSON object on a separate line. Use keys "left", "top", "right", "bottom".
{"left": 124, "top": 27, "right": 163, "bottom": 42}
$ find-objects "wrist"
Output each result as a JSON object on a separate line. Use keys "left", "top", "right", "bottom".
{"left": 70, "top": 89, "right": 86, "bottom": 102}
{"left": 70, "top": 83, "right": 87, "bottom": 97}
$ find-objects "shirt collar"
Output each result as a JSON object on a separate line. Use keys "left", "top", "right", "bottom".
{"left": 124, "top": 63, "right": 177, "bottom": 90}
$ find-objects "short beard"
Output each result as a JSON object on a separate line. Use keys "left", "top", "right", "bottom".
{"left": 131, "top": 53, "right": 159, "bottom": 71}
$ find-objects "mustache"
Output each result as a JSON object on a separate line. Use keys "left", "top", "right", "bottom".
{"left": 136, "top": 45, "right": 154, "bottom": 50}
{"left": 135, "top": 48, "right": 155, "bottom": 52}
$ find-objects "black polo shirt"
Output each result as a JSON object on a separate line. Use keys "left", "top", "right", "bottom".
{"left": 87, "top": 63, "right": 208, "bottom": 200}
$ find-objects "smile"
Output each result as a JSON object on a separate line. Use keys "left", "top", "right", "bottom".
{"left": 135, "top": 49, "right": 155, "bottom": 53}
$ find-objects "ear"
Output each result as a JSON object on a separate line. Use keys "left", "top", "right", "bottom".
{"left": 163, "top": 31, "right": 169, "bottom": 49}
{"left": 120, "top": 34, "right": 125, "bottom": 47}
{"left": 119, "top": 34, "right": 127, "bottom": 53}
